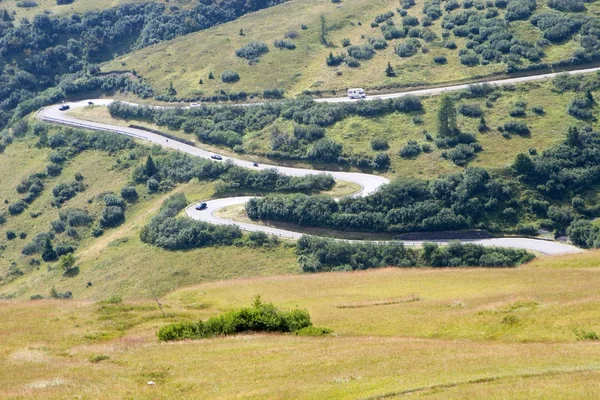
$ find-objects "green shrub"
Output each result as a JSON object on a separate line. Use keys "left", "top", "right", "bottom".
{"left": 295, "top": 326, "right": 333, "bottom": 336}
{"left": 235, "top": 41, "right": 269, "bottom": 60}
{"left": 89, "top": 354, "right": 110, "bottom": 363}
{"left": 573, "top": 328, "right": 599, "bottom": 341}
{"left": 157, "top": 297, "right": 314, "bottom": 341}
{"left": 221, "top": 70, "right": 240, "bottom": 83}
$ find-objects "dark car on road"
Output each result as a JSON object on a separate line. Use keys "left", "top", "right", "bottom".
{"left": 210, "top": 155, "right": 223, "bottom": 160}
{"left": 195, "top": 202, "right": 208, "bottom": 211}
{"left": 58, "top": 105, "right": 70, "bottom": 111}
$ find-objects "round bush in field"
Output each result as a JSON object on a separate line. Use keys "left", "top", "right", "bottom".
{"left": 221, "top": 70, "right": 240, "bottom": 83}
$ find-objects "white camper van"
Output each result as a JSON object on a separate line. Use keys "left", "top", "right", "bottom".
{"left": 348, "top": 88, "right": 366, "bottom": 99}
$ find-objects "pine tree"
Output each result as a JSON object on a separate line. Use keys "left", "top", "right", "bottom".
{"left": 320, "top": 15, "right": 327, "bottom": 45}
{"left": 168, "top": 81, "right": 177, "bottom": 96}
{"left": 437, "top": 95, "right": 457, "bottom": 137}
{"left": 42, "top": 238, "right": 57, "bottom": 262}
{"left": 586, "top": 89, "right": 594, "bottom": 104}
{"left": 239, "top": 28, "right": 245, "bottom": 36}
{"left": 145, "top": 155, "right": 157, "bottom": 178}
{"left": 478, "top": 115, "right": 488, "bottom": 132}
{"left": 385, "top": 62, "right": 395, "bottom": 77}
{"left": 208, "top": 71, "right": 214, "bottom": 79}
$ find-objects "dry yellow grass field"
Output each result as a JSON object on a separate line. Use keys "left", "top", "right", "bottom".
{"left": 2, "top": 255, "right": 600, "bottom": 399}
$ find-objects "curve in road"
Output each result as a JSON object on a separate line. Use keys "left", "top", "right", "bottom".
{"left": 39, "top": 68, "right": 593, "bottom": 255}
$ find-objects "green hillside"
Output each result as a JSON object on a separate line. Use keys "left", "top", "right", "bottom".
{"left": 104, "top": 0, "right": 595, "bottom": 99}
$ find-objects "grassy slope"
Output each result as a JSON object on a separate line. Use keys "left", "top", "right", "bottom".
{"left": 69, "top": 80, "right": 585, "bottom": 179}
{"left": 104, "top": 0, "right": 581, "bottom": 98}
{"left": 2, "top": 254, "right": 600, "bottom": 398}
{"left": 0, "top": 135, "right": 298, "bottom": 300}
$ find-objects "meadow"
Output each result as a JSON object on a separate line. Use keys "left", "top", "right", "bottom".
{"left": 1, "top": 254, "right": 600, "bottom": 398}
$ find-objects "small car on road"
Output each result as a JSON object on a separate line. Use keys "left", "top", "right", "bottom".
{"left": 195, "top": 202, "right": 207, "bottom": 211}
{"left": 253, "top": 162, "right": 259, "bottom": 167}
{"left": 58, "top": 105, "right": 70, "bottom": 111}
{"left": 211, "top": 155, "right": 223, "bottom": 160}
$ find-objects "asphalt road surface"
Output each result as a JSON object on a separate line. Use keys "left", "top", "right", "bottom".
{"left": 38, "top": 68, "right": 593, "bottom": 255}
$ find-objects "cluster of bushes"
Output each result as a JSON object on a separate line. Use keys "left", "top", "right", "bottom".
{"left": 52, "top": 178, "right": 86, "bottom": 206}
{"left": 442, "top": 143, "right": 482, "bottom": 166}
{"left": 273, "top": 39, "right": 296, "bottom": 50}
{"left": 221, "top": 70, "right": 240, "bottom": 84}
{"left": 513, "top": 128, "right": 600, "bottom": 198}
{"left": 296, "top": 236, "right": 534, "bottom": 272}
{"left": 568, "top": 95, "right": 594, "bottom": 120}
{"left": 547, "top": 0, "right": 585, "bottom": 12}
{"left": 395, "top": 39, "right": 421, "bottom": 58}
{"left": 235, "top": 41, "right": 269, "bottom": 62}
{"left": 6, "top": 126, "right": 133, "bottom": 221}
{"left": 140, "top": 193, "right": 242, "bottom": 250}
{"left": 140, "top": 193, "right": 282, "bottom": 251}
{"left": 502, "top": 121, "right": 529, "bottom": 135}
{"left": 399, "top": 140, "right": 422, "bottom": 159}
{"left": 16, "top": 172, "right": 45, "bottom": 205}
{"left": 131, "top": 151, "right": 336, "bottom": 195}
{"left": 458, "top": 103, "right": 483, "bottom": 118}
{"left": 157, "top": 297, "right": 313, "bottom": 341}
{"left": 246, "top": 167, "right": 515, "bottom": 234}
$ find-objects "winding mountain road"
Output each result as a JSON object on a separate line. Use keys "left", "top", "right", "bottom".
{"left": 38, "top": 67, "right": 595, "bottom": 255}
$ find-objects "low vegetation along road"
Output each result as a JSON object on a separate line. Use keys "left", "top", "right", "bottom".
{"left": 39, "top": 68, "right": 597, "bottom": 255}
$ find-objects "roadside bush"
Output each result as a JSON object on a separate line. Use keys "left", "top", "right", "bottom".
{"left": 263, "top": 89, "right": 285, "bottom": 99}
{"left": 373, "top": 153, "right": 391, "bottom": 170}
{"left": 140, "top": 194, "right": 243, "bottom": 250}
